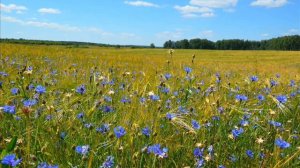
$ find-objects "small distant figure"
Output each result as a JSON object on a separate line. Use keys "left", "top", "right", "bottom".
{"left": 192, "top": 54, "right": 195, "bottom": 63}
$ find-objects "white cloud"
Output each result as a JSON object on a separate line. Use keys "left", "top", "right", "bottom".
{"left": 251, "top": 0, "right": 288, "bottom": 8}
{"left": 284, "top": 29, "right": 299, "bottom": 35}
{"left": 156, "top": 30, "right": 183, "bottom": 40}
{"left": 199, "top": 30, "right": 214, "bottom": 38}
{"left": 38, "top": 8, "right": 61, "bottom": 14}
{"left": 261, "top": 33, "right": 270, "bottom": 37}
{"left": 0, "top": 3, "right": 27, "bottom": 13}
{"left": 175, "top": 0, "right": 238, "bottom": 18}
{"left": 124, "top": 1, "right": 159, "bottom": 7}
{"left": 87, "top": 27, "right": 113, "bottom": 36}
{"left": 174, "top": 5, "right": 214, "bottom": 18}
{"left": 1, "top": 16, "right": 80, "bottom": 32}
{"left": 1, "top": 15, "right": 142, "bottom": 43}
{"left": 190, "top": 0, "right": 238, "bottom": 8}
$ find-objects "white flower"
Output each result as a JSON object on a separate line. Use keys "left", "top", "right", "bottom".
{"left": 108, "top": 90, "right": 115, "bottom": 95}
{"left": 148, "top": 91, "right": 154, "bottom": 96}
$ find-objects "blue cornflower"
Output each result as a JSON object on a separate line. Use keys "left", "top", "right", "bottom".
{"left": 27, "top": 66, "right": 33, "bottom": 71}
{"left": 240, "top": 119, "right": 249, "bottom": 127}
{"left": 101, "top": 106, "right": 114, "bottom": 113}
{"left": 275, "top": 138, "right": 290, "bottom": 149}
{"left": 160, "top": 87, "right": 170, "bottom": 94}
{"left": 76, "top": 85, "right": 86, "bottom": 94}
{"left": 1, "top": 154, "right": 22, "bottom": 167}
{"left": 270, "top": 80, "right": 278, "bottom": 87}
{"left": 218, "top": 107, "right": 224, "bottom": 113}
{"left": 269, "top": 120, "right": 282, "bottom": 127}
{"left": 195, "top": 158, "right": 205, "bottom": 168}
{"left": 194, "top": 148, "right": 204, "bottom": 158}
{"left": 0, "top": 81, "right": 2, "bottom": 88}
{"left": 236, "top": 94, "right": 248, "bottom": 102}
{"left": 23, "top": 99, "right": 37, "bottom": 107}
{"left": 166, "top": 113, "right": 176, "bottom": 120}
{"left": 184, "top": 67, "right": 192, "bottom": 74}
{"left": 96, "top": 124, "right": 110, "bottom": 134}
{"left": 232, "top": 128, "right": 244, "bottom": 139}
{"left": 191, "top": 120, "right": 201, "bottom": 130}
{"left": 100, "top": 156, "right": 114, "bottom": 168}
{"left": 212, "top": 116, "right": 220, "bottom": 121}
{"left": 164, "top": 73, "right": 172, "bottom": 80}
{"left": 120, "top": 97, "right": 131, "bottom": 103}
{"left": 246, "top": 150, "right": 254, "bottom": 158}
{"left": 2, "top": 105, "right": 16, "bottom": 114}
{"left": 142, "top": 127, "right": 151, "bottom": 137}
{"left": 0, "top": 72, "right": 8, "bottom": 77}
{"left": 259, "top": 153, "right": 265, "bottom": 159}
{"left": 257, "top": 94, "right": 265, "bottom": 101}
{"left": 84, "top": 123, "right": 93, "bottom": 129}
{"left": 140, "top": 97, "right": 146, "bottom": 103}
{"left": 77, "top": 112, "right": 84, "bottom": 119}
{"left": 147, "top": 144, "right": 168, "bottom": 158}
{"left": 149, "top": 95, "right": 160, "bottom": 101}
{"left": 45, "top": 115, "right": 52, "bottom": 121}
{"left": 28, "top": 84, "right": 35, "bottom": 90}
{"left": 289, "top": 80, "right": 296, "bottom": 87}
{"left": 276, "top": 95, "right": 287, "bottom": 104}
{"left": 114, "top": 126, "right": 126, "bottom": 138}
{"left": 37, "top": 162, "right": 58, "bottom": 168}
{"left": 250, "top": 75, "right": 258, "bottom": 82}
{"left": 75, "top": 145, "right": 90, "bottom": 155}
{"left": 178, "top": 106, "right": 188, "bottom": 113}
{"left": 11, "top": 88, "right": 19, "bottom": 95}
{"left": 104, "top": 96, "right": 112, "bottom": 102}
{"left": 35, "top": 85, "right": 46, "bottom": 94}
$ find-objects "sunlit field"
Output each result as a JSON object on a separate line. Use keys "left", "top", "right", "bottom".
{"left": 0, "top": 43, "right": 300, "bottom": 167}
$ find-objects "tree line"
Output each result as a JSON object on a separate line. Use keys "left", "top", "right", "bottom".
{"left": 0, "top": 38, "right": 150, "bottom": 49}
{"left": 163, "top": 35, "right": 300, "bottom": 50}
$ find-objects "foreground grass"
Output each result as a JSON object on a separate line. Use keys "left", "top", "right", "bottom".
{"left": 0, "top": 43, "right": 300, "bottom": 167}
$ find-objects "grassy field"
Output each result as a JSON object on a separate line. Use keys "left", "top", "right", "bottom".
{"left": 0, "top": 43, "right": 300, "bottom": 167}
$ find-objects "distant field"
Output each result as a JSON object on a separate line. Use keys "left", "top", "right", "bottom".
{"left": 0, "top": 43, "right": 300, "bottom": 167}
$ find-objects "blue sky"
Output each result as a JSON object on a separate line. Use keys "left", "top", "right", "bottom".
{"left": 1, "top": 0, "right": 299, "bottom": 46}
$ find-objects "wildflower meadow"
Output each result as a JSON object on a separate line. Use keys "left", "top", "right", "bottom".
{"left": 0, "top": 43, "right": 300, "bottom": 167}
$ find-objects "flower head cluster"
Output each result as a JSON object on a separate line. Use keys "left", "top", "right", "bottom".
{"left": 114, "top": 126, "right": 126, "bottom": 138}
{"left": 35, "top": 85, "right": 46, "bottom": 94}
{"left": 37, "top": 162, "right": 59, "bottom": 168}
{"left": 275, "top": 138, "right": 290, "bottom": 149}
{"left": 1, "top": 154, "right": 22, "bottom": 167}
{"left": 147, "top": 144, "right": 168, "bottom": 158}
{"left": 100, "top": 156, "right": 114, "bottom": 168}
{"left": 75, "top": 145, "right": 90, "bottom": 155}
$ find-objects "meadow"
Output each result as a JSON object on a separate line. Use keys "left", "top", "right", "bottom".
{"left": 0, "top": 43, "right": 300, "bottom": 168}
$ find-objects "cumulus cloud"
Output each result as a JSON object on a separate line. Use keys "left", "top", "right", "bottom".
{"left": 124, "top": 1, "right": 159, "bottom": 7}
{"left": 175, "top": 0, "right": 238, "bottom": 18}
{"left": 174, "top": 5, "right": 214, "bottom": 18}
{"left": 1, "top": 16, "right": 80, "bottom": 32}
{"left": 251, "top": 0, "right": 288, "bottom": 8}
{"left": 38, "top": 8, "right": 61, "bottom": 14}
{"left": 190, "top": 0, "right": 238, "bottom": 8}
{"left": 155, "top": 30, "right": 184, "bottom": 40}
{"left": 284, "top": 29, "right": 299, "bottom": 35}
{"left": 0, "top": 3, "right": 27, "bottom": 13}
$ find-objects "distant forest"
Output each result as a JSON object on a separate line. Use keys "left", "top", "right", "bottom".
{"left": 1, "top": 35, "right": 300, "bottom": 50}
{"left": 0, "top": 38, "right": 149, "bottom": 49}
{"left": 163, "top": 35, "right": 300, "bottom": 50}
